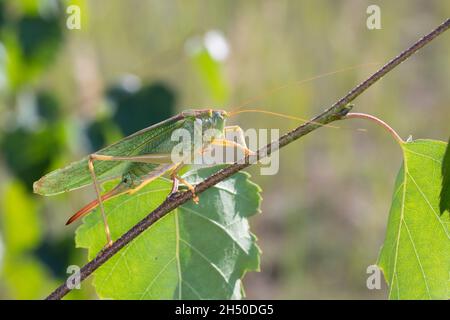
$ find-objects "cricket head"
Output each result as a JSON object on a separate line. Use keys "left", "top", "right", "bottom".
{"left": 183, "top": 108, "right": 228, "bottom": 132}
{"left": 209, "top": 109, "right": 228, "bottom": 131}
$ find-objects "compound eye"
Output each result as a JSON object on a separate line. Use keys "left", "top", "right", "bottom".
{"left": 123, "top": 174, "right": 132, "bottom": 185}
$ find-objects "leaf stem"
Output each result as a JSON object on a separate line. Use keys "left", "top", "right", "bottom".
{"left": 344, "top": 113, "right": 405, "bottom": 145}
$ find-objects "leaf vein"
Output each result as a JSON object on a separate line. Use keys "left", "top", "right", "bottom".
{"left": 180, "top": 206, "right": 250, "bottom": 254}
{"left": 179, "top": 238, "right": 233, "bottom": 291}
{"left": 139, "top": 256, "right": 176, "bottom": 299}
{"left": 402, "top": 220, "right": 432, "bottom": 298}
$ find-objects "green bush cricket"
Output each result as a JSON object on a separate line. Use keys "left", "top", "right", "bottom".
{"left": 33, "top": 109, "right": 253, "bottom": 247}
{"left": 33, "top": 66, "right": 365, "bottom": 248}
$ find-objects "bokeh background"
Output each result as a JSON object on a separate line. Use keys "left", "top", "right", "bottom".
{"left": 0, "top": 0, "right": 449, "bottom": 299}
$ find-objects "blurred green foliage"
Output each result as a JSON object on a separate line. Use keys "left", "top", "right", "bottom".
{"left": 1, "top": 120, "right": 64, "bottom": 190}
{"left": 1, "top": 181, "right": 56, "bottom": 299}
{"left": 189, "top": 47, "right": 229, "bottom": 104}
{"left": 1, "top": 3, "right": 63, "bottom": 90}
{"left": 0, "top": 0, "right": 81, "bottom": 299}
{"left": 109, "top": 82, "right": 176, "bottom": 136}
{"left": 0, "top": 0, "right": 449, "bottom": 299}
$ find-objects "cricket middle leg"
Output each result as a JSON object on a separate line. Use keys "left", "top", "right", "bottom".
{"left": 167, "top": 162, "right": 200, "bottom": 204}
{"left": 168, "top": 162, "right": 184, "bottom": 196}
{"left": 175, "top": 174, "right": 199, "bottom": 204}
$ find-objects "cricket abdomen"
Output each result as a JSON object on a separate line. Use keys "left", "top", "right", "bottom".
{"left": 121, "top": 163, "right": 160, "bottom": 188}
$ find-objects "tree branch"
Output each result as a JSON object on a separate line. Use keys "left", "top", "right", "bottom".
{"left": 46, "top": 18, "right": 450, "bottom": 300}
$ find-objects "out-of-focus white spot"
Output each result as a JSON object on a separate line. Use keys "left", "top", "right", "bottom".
{"left": 204, "top": 30, "right": 230, "bottom": 61}
{"left": 120, "top": 74, "right": 141, "bottom": 93}
{"left": 17, "top": 90, "right": 40, "bottom": 130}
{"left": 184, "top": 30, "right": 230, "bottom": 61}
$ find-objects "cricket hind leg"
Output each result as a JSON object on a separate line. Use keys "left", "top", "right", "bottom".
{"left": 86, "top": 153, "right": 174, "bottom": 248}
{"left": 88, "top": 155, "right": 113, "bottom": 248}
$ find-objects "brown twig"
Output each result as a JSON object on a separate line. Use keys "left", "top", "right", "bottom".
{"left": 46, "top": 18, "right": 450, "bottom": 300}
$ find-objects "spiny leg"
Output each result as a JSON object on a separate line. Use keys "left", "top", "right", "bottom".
{"left": 224, "top": 125, "right": 247, "bottom": 147}
{"left": 87, "top": 153, "right": 174, "bottom": 248}
{"left": 210, "top": 139, "right": 255, "bottom": 156}
{"left": 200, "top": 127, "right": 253, "bottom": 164}
{"left": 223, "top": 125, "right": 257, "bottom": 163}
{"left": 91, "top": 154, "right": 192, "bottom": 202}
{"left": 166, "top": 161, "right": 199, "bottom": 204}
{"left": 88, "top": 155, "right": 113, "bottom": 248}
{"left": 169, "top": 162, "right": 184, "bottom": 196}
{"left": 175, "top": 174, "right": 199, "bottom": 204}
{"left": 170, "top": 176, "right": 179, "bottom": 196}
{"left": 91, "top": 153, "right": 172, "bottom": 164}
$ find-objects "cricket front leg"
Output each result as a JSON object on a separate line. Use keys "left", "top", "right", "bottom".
{"left": 224, "top": 126, "right": 247, "bottom": 146}
{"left": 88, "top": 155, "right": 113, "bottom": 248}
{"left": 210, "top": 139, "right": 255, "bottom": 156}
{"left": 218, "top": 125, "right": 255, "bottom": 156}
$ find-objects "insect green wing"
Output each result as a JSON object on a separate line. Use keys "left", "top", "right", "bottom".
{"left": 33, "top": 114, "right": 186, "bottom": 196}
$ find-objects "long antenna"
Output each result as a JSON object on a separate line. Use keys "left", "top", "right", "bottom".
{"left": 231, "top": 62, "right": 379, "bottom": 112}
{"left": 229, "top": 108, "right": 367, "bottom": 132}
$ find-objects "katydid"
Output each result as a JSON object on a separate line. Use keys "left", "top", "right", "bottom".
{"left": 34, "top": 65, "right": 367, "bottom": 247}
{"left": 33, "top": 109, "right": 253, "bottom": 247}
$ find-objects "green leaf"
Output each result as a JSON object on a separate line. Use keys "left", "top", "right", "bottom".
{"left": 2, "top": 255, "right": 57, "bottom": 299}
{"left": 189, "top": 46, "right": 229, "bottom": 104}
{"left": 1, "top": 181, "right": 57, "bottom": 299}
{"left": 378, "top": 139, "right": 450, "bottom": 299}
{"left": 1, "top": 181, "right": 41, "bottom": 253}
{"left": 439, "top": 139, "right": 450, "bottom": 215}
{"left": 75, "top": 166, "right": 261, "bottom": 299}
